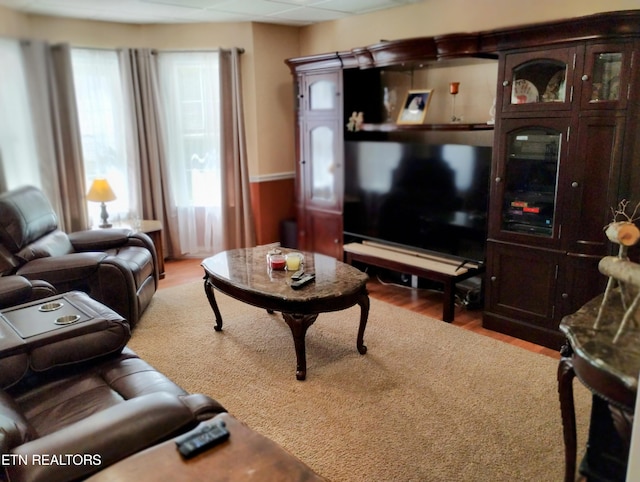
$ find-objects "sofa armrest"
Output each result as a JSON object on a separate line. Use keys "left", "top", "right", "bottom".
{"left": 180, "top": 393, "right": 227, "bottom": 421}
{"left": 68, "top": 229, "right": 132, "bottom": 251}
{"left": 69, "top": 230, "right": 159, "bottom": 283}
{"left": 0, "top": 276, "right": 56, "bottom": 309}
{"left": 5, "top": 392, "right": 203, "bottom": 482}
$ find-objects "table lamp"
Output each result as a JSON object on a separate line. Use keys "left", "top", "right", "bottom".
{"left": 87, "top": 179, "right": 117, "bottom": 228}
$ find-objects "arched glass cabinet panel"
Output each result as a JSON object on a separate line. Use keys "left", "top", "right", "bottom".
{"left": 501, "top": 126, "right": 562, "bottom": 237}
{"left": 512, "top": 60, "right": 567, "bottom": 105}
{"left": 501, "top": 48, "right": 576, "bottom": 113}
{"left": 309, "top": 125, "right": 335, "bottom": 203}
{"left": 308, "top": 79, "right": 336, "bottom": 111}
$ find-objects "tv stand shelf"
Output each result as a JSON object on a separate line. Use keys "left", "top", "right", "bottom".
{"left": 343, "top": 242, "right": 484, "bottom": 323}
{"left": 359, "top": 123, "right": 494, "bottom": 132}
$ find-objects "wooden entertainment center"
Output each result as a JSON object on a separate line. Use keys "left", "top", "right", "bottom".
{"left": 286, "top": 10, "right": 640, "bottom": 349}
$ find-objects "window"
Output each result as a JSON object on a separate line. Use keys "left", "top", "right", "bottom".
{"left": 71, "top": 48, "right": 137, "bottom": 225}
{"left": 157, "top": 52, "right": 221, "bottom": 209}
{"left": 156, "top": 51, "right": 223, "bottom": 255}
{"left": 0, "top": 39, "right": 41, "bottom": 190}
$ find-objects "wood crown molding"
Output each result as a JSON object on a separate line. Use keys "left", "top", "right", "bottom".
{"left": 286, "top": 9, "right": 640, "bottom": 73}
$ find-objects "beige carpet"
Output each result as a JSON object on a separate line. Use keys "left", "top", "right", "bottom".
{"left": 129, "top": 281, "right": 592, "bottom": 482}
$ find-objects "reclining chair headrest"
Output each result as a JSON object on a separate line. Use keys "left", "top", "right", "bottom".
{"left": 0, "top": 186, "right": 59, "bottom": 253}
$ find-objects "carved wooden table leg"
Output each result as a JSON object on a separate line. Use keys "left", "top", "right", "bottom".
{"left": 203, "top": 276, "right": 223, "bottom": 331}
{"left": 558, "top": 343, "right": 577, "bottom": 482}
{"left": 281, "top": 313, "right": 319, "bottom": 381}
{"left": 356, "top": 290, "right": 370, "bottom": 355}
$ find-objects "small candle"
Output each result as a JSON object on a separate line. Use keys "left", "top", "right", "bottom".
{"left": 286, "top": 253, "right": 302, "bottom": 271}
{"left": 450, "top": 82, "right": 460, "bottom": 95}
{"left": 269, "top": 254, "right": 286, "bottom": 270}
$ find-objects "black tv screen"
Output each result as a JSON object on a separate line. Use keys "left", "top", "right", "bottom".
{"left": 344, "top": 141, "right": 492, "bottom": 264}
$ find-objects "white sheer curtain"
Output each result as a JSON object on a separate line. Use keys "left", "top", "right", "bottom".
{"left": 71, "top": 48, "right": 141, "bottom": 227}
{"left": 0, "top": 39, "right": 42, "bottom": 192}
{"left": 0, "top": 39, "right": 87, "bottom": 231}
{"left": 156, "top": 51, "right": 223, "bottom": 255}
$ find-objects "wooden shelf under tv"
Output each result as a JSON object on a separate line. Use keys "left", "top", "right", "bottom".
{"left": 358, "top": 123, "right": 494, "bottom": 132}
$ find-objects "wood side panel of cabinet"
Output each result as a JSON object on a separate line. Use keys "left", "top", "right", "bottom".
{"left": 558, "top": 254, "right": 606, "bottom": 319}
{"left": 562, "top": 114, "right": 626, "bottom": 255}
{"left": 485, "top": 241, "right": 560, "bottom": 326}
{"left": 304, "top": 210, "right": 343, "bottom": 259}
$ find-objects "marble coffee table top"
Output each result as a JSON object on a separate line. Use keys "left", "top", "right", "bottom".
{"left": 201, "top": 245, "right": 368, "bottom": 303}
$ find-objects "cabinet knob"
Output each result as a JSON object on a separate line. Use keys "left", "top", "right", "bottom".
{"left": 581, "top": 74, "right": 589, "bottom": 81}
{"left": 502, "top": 80, "right": 510, "bottom": 87}
{"left": 571, "top": 181, "right": 579, "bottom": 188}
{"left": 334, "top": 238, "right": 339, "bottom": 244}
{"left": 495, "top": 177, "right": 502, "bottom": 183}
{"left": 490, "top": 276, "right": 497, "bottom": 282}
{"left": 562, "top": 293, "right": 569, "bottom": 299}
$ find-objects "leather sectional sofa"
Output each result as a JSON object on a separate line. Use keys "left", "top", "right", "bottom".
{"left": 0, "top": 186, "right": 159, "bottom": 327}
{"left": 0, "top": 285, "right": 226, "bottom": 482}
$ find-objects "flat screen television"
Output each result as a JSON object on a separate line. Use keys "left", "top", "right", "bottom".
{"left": 343, "top": 141, "right": 492, "bottom": 265}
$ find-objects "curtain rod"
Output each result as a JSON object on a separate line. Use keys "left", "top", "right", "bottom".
{"left": 48, "top": 45, "right": 245, "bottom": 54}
{"left": 150, "top": 47, "right": 245, "bottom": 54}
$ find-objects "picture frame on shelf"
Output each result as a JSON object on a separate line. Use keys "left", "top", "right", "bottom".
{"left": 397, "top": 89, "right": 433, "bottom": 125}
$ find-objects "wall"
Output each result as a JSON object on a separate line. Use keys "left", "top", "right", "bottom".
{"left": 2, "top": 1, "right": 639, "bottom": 245}
{"left": 0, "top": 9, "right": 299, "bottom": 245}
{"left": 247, "top": 23, "right": 299, "bottom": 244}
{"left": 299, "top": 0, "right": 640, "bottom": 55}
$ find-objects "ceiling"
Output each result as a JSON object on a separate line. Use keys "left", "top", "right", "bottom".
{"left": 0, "top": 0, "right": 423, "bottom": 26}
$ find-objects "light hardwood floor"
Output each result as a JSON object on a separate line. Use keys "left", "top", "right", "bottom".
{"left": 159, "top": 257, "right": 559, "bottom": 359}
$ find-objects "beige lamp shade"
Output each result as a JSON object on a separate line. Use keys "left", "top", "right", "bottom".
{"left": 86, "top": 179, "right": 117, "bottom": 202}
{"left": 87, "top": 179, "right": 116, "bottom": 228}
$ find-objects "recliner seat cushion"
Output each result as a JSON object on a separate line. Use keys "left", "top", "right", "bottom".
{"left": 10, "top": 351, "right": 191, "bottom": 437}
{"left": 15, "top": 230, "right": 73, "bottom": 262}
{"left": 16, "top": 252, "right": 106, "bottom": 284}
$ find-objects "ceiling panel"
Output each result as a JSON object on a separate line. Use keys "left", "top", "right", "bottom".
{"left": 0, "top": 0, "right": 424, "bottom": 25}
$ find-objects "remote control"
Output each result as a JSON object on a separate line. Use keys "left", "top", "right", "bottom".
{"left": 176, "top": 420, "right": 230, "bottom": 458}
{"left": 174, "top": 421, "right": 217, "bottom": 445}
{"left": 291, "top": 269, "right": 305, "bottom": 280}
{"left": 291, "top": 273, "right": 315, "bottom": 290}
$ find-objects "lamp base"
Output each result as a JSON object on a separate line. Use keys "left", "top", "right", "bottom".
{"left": 99, "top": 202, "right": 112, "bottom": 229}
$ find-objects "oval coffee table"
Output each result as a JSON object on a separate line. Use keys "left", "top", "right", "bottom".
{"left": 201, "top": 246, "right": 370, "bottom": 380}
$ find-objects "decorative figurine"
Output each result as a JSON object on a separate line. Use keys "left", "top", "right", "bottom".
{"left": 593, "top": 200, "right": 640, "bottom": 342}
{"left": 346, "top": 111, "right": 364, "bottom": 132}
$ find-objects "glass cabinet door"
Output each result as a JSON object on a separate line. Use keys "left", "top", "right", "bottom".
{"left": 303, "top": 118, "right": 342, "bottom": 211}
{"left": 579, "top": 43, "right": 632, "bottom": 110}
{"left": 305, "top": 73, "right": 340, "bottom": 114}
{"left": 501, "top": 48, "right": 576, "bottom": 112}
{"left": 310, "top": 125, "right": 335, "bottom": 202}
{"left": 500, "top": 126, "right": 563, "bottom": 238}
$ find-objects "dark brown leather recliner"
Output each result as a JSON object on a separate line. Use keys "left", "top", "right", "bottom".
{"left": 0, "top": 186, "right": 158, "bottom": 326}
{"left": 0, "top": 292, "right": 226, "bottom": 482}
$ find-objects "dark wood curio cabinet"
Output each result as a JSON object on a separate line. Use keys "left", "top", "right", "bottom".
{"left": 295, "top": 71, "right": 344, "bottom": 259}
{"left": 286, "top": 11, "right": 640, "bottom": 349}
{"left": 484, "top": 32, "right": 640, "bottom": 349}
